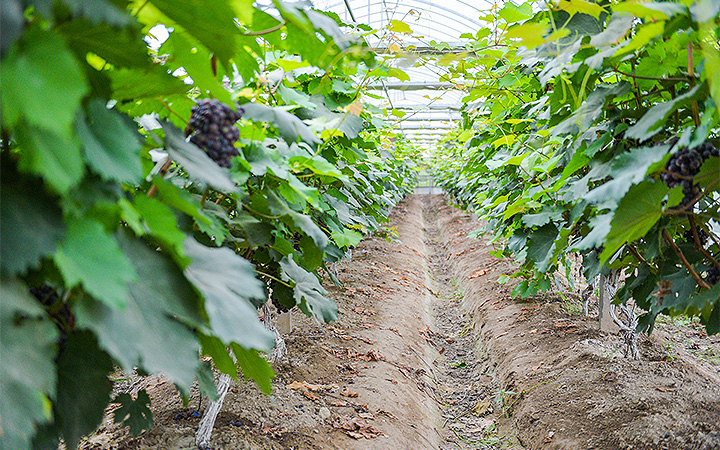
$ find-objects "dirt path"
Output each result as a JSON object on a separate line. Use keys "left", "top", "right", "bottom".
{"left": 85, "top": 194, "right": 720, "bottom": 450}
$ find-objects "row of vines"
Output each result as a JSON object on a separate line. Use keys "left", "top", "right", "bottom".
{"left": 434, "top": 0, "right": 720, "bottom": 336}
{"left": 0, "top": 1, "right": 418, "bottom": 448}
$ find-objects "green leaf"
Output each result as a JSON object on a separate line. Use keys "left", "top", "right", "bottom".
{"left": 331, "top": 228, "right": 363, "bottom": 248}
{"left": 0, "top": 27, "right": 88, "bottom": 135}
{"left": 585, "top": 144, "right": 669, "bottom": 205}
{"left": 183, "top": 238, "right": 274, "bottom": 351}
{"left": 696, "top": 156, "right": 720, "bottom": 191}
{"left": 199, "top": 333, "right": 237, "bottom": 378}
{"left": 62, "top": 0, "right": 134, "bottom": 26}
{"left": 499, "top": 1, "right": 533, "bottom": 23}
{"left": 149, "top": 0, "right": 240, "bottom": 64}
{"left": 526, "top": 223, "right": 559, "bottom": 273}
{"left": 159, "top": 32, "right": 233, "bottom": 104}
{"left": 196, "top": 360, "right": 219, "bottom": 401}
{"left": 110, "top": 66, "right": 189, "bottom": 101}
{"left": 112, "top": 390, "right": 154, "bottom": 436}
{"left": 54, "top": 218, "right": 137, "bottom": 309}
{"left": 15, "top": 122, "right": 85, "bottom": 194}
{"left": 600, "top": 180, "right": 668, "bottom": 264}
{"left": 56, "top": 330, "right": 114, "bottom": 450}
{"left": 506, "top": 22, "right": 549, "bottom": 49}
{"left": 277, "top": 84, "right": 317, "bottom": 109}
{"left": 0, "top": 158, "right": 65, "bottom": 276}
{"left": 0, "top": 277, "right": 58, "bottom": 450}
{"left": 59, "top": 19, "right": 148, "bottom": 68}
{"left": 162, "top": 120, "right": 238, "bottom": 193}
{"left": 242, "top": 102, "right": 321, "bottom": 148}
{"left": 625, "top": 85, "right": 704, "bottom": 141}
{"left": 280, "top": 255, "right": 337, "bottom": 323}
{"left": 133, "top": 194, "right": 186, "bottom": 253}
{"left": 75, "top": 232, "right": 203, "bottom": 391}
{"left": 388, "top": 19, "right": 413, "bottom": 34}
{"left": 267, "top": 190, "right": 329, "bottom": 249}
{"left": 230, "top": 343, "right": 275, "bottom": 395}
{"left": 77, "top": 99, "right": 143, "bottom": 184}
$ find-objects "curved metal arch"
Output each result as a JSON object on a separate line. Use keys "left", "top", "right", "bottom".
{"left": 325, "top": 0, "right": 482, "bottom": 33}
{"left": 354, "top": 11, "right": 476, "bottom": 41}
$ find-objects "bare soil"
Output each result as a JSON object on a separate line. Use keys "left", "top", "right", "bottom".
{"left": 83, "top": 194, "right": 720, "bottom": 450}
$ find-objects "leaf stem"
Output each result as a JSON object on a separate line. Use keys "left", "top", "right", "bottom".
{"left": 662, "top": 228, "right": 710, "bottom": 289}
{"left": 243, "top": 22, "right": 285, "bottom": 37}
{"left": 255, "top": 270, "right": 292, "bottom": 287}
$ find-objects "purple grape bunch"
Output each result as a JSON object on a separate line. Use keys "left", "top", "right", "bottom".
{"left": 186, "top": 99, "right": 243, "bottom": 168}
{"left": 661, "top": 140, "right": 719, "bottom": 207}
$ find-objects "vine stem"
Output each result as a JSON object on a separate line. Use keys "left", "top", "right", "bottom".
{"left": 688, "top": 44, "right": 701, "bottom": 127}
{"left": 689, "top": 215, "right": 720, "bottom": 270}
{"left": 612, "top": 67, "right": 690, "bottom": 83}
{"left": 662, "top": 228, "right": 711, "bottom": 289}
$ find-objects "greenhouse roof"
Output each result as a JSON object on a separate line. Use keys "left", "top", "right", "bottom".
{"left": 313, "top": 0, "right": 492, "bottom": 147}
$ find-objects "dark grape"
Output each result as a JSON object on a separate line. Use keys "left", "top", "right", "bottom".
{"left": 706, "top": 265, "right": 720, "bottom": 285}
{"left": 684, "top": 227, "right": 709, "bottom": 245}
{"left": 661, "top": 140, "right": 719, "bottom": 207}
{"left": 186, "top": 99, "right": 243, "bottom": 168}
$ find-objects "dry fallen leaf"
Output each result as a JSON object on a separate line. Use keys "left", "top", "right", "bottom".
{"left": 468, "top": 269, "right": 488, "bottom": 279}
{"left": 341, "top": 390, "right": 359, "bottom": 398}
{"left": 303, "top": 390, "right": 320, "bottom": 401}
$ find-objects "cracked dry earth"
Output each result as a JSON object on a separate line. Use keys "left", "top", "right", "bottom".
{"left": 86, "top": 194, "right": 720, "bottom": 450}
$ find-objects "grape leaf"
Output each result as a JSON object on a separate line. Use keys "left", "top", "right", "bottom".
{"left": 54, "top": 218, "right": 137, "bottom": 309}
{"left": 0, "top": 158, "right": 65, "bottom": 276}
{"left": 159, "top": 32, "right": 233, "bottom": 104}
{"left": 0, "top": 277, "right": 58, "bottom": 450}
{"left": 600, "top": 180, "right": 668, "bottom": 264}
{"left": 113, "top": 390, "right": 154, "bottom": 436}
{"left": 150, "top": 0, "right": 240, "bottom": 64}
{"left": 242, "top": 102, "right": 321, "bottom": 148}
{"left": 75, "top": 232, "right": 203, "bottom": 391}
{"left": 230, "top": 343, "right": 275, "bottom": 395}
{"left": 267, "top": 190, "right": 329, "bottom": 249}
{"left": 280, "top": 255, "right": 337, "bottom": 323}
{"left": 110, "top": 66, "right": 189, "bottom": 101}
{"left": 62, "top": 0, "right": 134, "bottom": 26}
{"left": 15, "top": 122, "right": 85, "bottom": 195}
{"left": 584, "top": 144, "right": 669, "bottom": 205}
{"left": 77, "top": 99, "right": 143, "bottom": 184}
{"left": 0, "top": 27, "right": 88, "bottom": 135}
{"left": 162, "top": 120, "right": 238, "bottom": 193}
{"left": 196, "top": 360, "right": 219, "bottom": 401}
{"left": 199, "top": 333, "right": 237, "bottom": 378}
{"left": 183, "top": 238, "right": 275, "bottom": 351}
{"left": 526, "top": 223, "right": 559, "bottom": 273}
{"left": 59, "top": 20, "right": 148, "bottom": 68}
{"left": 625, "top": 85, "right": 704, "bottom": 141}
{"left": 56, "top": 330, "right": 114, "bottom": 450}
{"left": 132, "top": 194, "right": 186, "bottom": 254}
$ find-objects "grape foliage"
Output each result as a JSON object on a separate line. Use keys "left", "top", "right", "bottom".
{"left": 186, "top": 99, "right": 243, "bottom": 168}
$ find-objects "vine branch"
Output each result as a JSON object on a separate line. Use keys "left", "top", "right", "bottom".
{"left": 662, "top": 228, "right": 711, "bottom": 289}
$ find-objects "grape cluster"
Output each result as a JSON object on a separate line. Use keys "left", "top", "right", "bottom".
{"left": 186, "top": 99, "right": 243, "bottom": 168}
{"left": 661, "top": 141, "right": 719, "bottom": 207}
